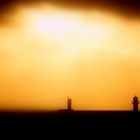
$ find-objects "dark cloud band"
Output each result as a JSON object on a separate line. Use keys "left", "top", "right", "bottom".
{"left": 0, "top": 0, "right": 140, "bottom": 7}
{"left": 0, "top": 0, "right": 140, "bottom": 18}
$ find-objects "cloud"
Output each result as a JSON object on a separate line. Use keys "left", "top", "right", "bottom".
{"left": 0, "top": 0, "right": 140, "bottom": 19}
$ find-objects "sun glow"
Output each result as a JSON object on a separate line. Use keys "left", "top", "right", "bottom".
{"left": 17, "top": 6, "right": 119, "bottom": 59}
{"left": 32, "top": 12, "right": 114, "bottom": 40}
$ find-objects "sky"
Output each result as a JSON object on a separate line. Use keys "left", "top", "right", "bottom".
{"left": 0, "top": 0, "right": 140, "bottom": 111}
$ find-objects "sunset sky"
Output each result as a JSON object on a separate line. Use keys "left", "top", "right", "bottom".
{"left": 0, "top": 0, "right": 140, "bottom": 111}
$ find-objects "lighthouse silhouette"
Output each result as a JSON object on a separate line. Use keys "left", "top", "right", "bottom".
{"left": 132, "top": 96, "right": 139, "bottom": 112}
{"left": 67, "top": 98, "right": 72, "bottom": 111}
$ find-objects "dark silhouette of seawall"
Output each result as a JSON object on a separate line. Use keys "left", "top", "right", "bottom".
{"left": 0, "top": 98, "right": 139, "bottom": 137}
{"left": 0, "top": 110, "right": 140, "bottom": 136}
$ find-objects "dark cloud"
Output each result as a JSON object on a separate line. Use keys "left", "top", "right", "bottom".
{"left": 0, "top": 0, "right": 140, "bottom": 18}
{"left": 0, "top": 0, "right": 140, "bottom": 8}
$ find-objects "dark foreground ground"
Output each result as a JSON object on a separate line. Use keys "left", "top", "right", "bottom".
{"left": 0, "top": 110, "right": 139, "bottom": 138}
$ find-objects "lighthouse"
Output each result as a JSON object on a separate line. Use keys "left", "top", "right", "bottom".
{"left": 67, "top": 98, "right": 72, "bottom": 111}
{"left": 132, "top": 96, "right": 139, "bottom": 112}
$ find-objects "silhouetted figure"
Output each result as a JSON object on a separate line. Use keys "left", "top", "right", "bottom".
{"left": 67, "top": 98, "right": 72, "bottom": 111}
{"left": 132, "top": 96, "right": 139, "bottom": 112}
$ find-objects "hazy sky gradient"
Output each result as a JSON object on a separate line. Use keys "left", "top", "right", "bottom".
{"left": 0, "top": 1, "right": 140, "bottom": 110}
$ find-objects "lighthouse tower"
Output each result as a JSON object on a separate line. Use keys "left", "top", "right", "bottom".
{"left": 132, "top": 96, "right": 139, "bottom": 112}
{"left": 67, "top": 98, "right": 72, "bottom": 111}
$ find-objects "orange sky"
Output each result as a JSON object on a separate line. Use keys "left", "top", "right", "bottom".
{"left": 0, "top": 3, "right": 140, "bottom": 111}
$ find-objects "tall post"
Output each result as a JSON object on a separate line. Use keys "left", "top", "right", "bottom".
{"left": 67, "top": 98, "right": 72, "bottom": 111}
